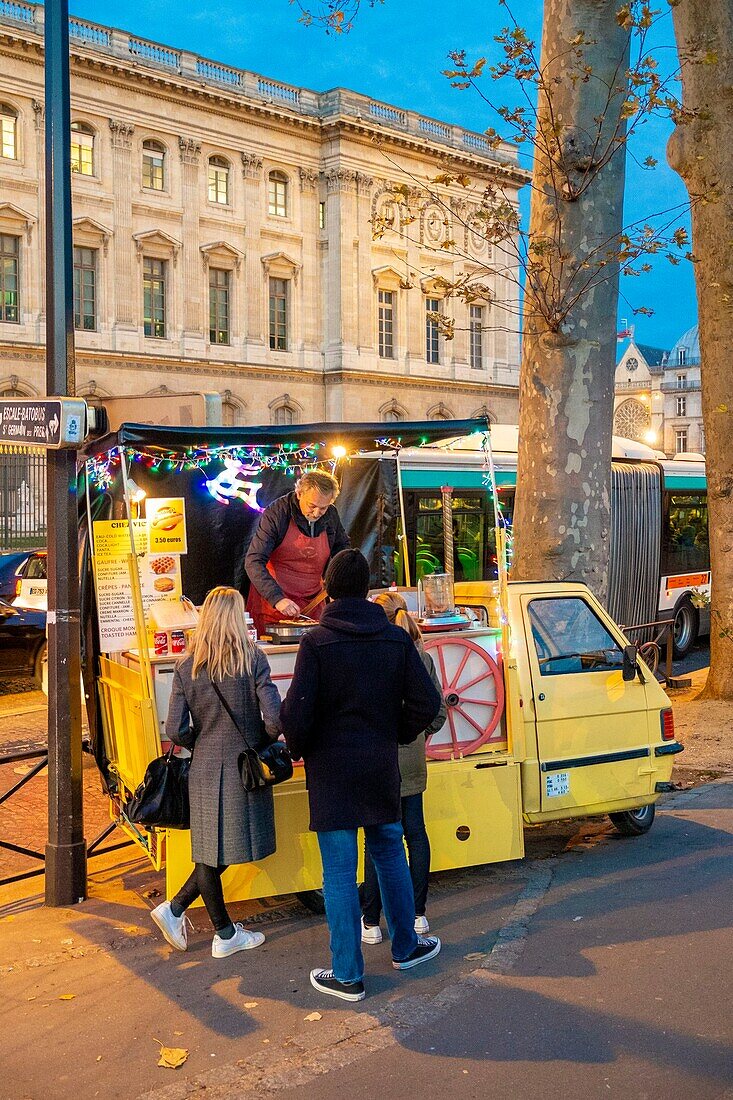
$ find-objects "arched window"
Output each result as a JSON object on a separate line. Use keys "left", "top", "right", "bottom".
{"left": 0, "top": 103, "right": 18, "bottom": 160}
{"left": 380, "top": 399, "right": 406, "bottom": 423}
{"left": 208, "top": 156, "right": 230, "bottom": 205}
{"left": 268, "top": 170, "right": 288, "bottom": 218}
{"left": 614, "top": 398, "right": 650, "bottom": 441}
{"left": 70, "top": 121, "right": 95, "bottom": 176}
{"left": 220, "top": 390, "right": 244, "bottom": 427}
{"left": 273, "top": 403, "right": 296, "bottom": 426}
{"left": 142, "top": 140, "right": 166, "bottom": 191}
{"left": 428, "top": 402, "right": 453, "bottom": 421}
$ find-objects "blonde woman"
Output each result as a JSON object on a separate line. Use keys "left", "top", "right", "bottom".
{"left": 361, "top": 591, "right": 446, "bottom": 942}
{"left": 150, "top": 586, "right": 281, "bottom": 957}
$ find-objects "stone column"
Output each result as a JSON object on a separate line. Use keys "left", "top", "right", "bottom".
{"left": 299, "top": 167, "right": 320, "bottom": 359}
{"left": 32, "top": 100, "right": 45, "bottom": 336}
{"left": 179, "top": 136, "right": 203, "bottom": 347}
{"left": 324, "top": 168, "right": 360, "bottom": 371}
{"left": 355, "top": 172, "right": 374, "bottom": 358}
{"left": 241, "top": 152, "right": 264, "bottom": 349}
{"left": 108, "top": 119, "right": 136, "bottom": 340}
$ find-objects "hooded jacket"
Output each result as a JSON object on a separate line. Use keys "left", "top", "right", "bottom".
{"left": 280, "top": 598, "right": 441, "bottom": 831}
{"left": 245, "top": 491, "right": 350, "bottom": 608}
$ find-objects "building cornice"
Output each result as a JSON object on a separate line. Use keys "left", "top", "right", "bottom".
{"left": 0, "top": 16, "right": 527, "bottom": 187}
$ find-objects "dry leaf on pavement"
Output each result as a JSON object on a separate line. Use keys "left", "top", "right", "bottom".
{"left": 244, "top": 1002, "right": 258, "bottom": 1009}
{"left": 154, "top": 1039, "right": 189, "bottom": 1069}
{"left": 304, "top": 1012, "right": 322, "bottom": 1022}
{"left": 59, "top": 994, "right": 75, "bottom": 1001}
{"left": 463, "top": 952, "right": 487, "bottom": 960}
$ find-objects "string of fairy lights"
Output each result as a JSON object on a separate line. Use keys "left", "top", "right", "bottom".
{"left": 84, "top": 431, "right": 508, "bottom": 572}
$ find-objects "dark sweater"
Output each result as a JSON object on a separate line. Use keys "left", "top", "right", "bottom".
{"left": 245, "top": 492, "right": 350, "bottom": 607}
{"left": 280, "top": 598, "right": 441, "bottom": 831}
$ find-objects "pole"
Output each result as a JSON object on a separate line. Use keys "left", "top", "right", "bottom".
{"left": 395, "top": 450, "right": 411, "bottom": 588}
{"left": 441, "top": 485, "right": 454, "bottom": 579}
{"left": 44, "top": 0, "right": 87, "bottom": 905}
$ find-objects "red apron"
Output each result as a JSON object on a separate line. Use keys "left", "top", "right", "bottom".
{"left": 247, "top": 518, "right": 330, "bottom": 636}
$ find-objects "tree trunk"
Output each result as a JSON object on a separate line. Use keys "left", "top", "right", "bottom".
{"left": 667, "top": 0, "right": 733, "bottom": 699}
{"left": 511, "top": 0, "right": 630, "bottom": 598}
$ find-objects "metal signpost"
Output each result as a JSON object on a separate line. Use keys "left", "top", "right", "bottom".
{"left": 43, "top": 0, "right": 87, "bottom": 906}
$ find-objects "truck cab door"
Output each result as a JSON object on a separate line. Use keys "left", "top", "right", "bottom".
{"left": 521, "top": 593, "right": 653, "bottom": 814}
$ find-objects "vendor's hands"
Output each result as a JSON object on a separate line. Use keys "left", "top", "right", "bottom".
{"left": 276, "top": 598, "right": 301, "bottom": 618}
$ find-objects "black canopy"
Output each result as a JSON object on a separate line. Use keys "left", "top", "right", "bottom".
{"left": 81, "top": 417, "right": 489, "bottom": 460}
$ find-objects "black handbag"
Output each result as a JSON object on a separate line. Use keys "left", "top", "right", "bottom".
{"left": 211, "top": 679, "right": 293, "bottom": 792}
{"left": 126, "top": 747, "right": 191, "bottom": 829}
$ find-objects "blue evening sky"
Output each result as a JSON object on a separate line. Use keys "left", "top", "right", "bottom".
{"left": 68, "top": 0, "right": 698, "bottom": 351}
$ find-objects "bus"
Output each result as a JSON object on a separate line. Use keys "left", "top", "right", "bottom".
{"left": 396, "top": 426, "right": 709, "bottom": 658}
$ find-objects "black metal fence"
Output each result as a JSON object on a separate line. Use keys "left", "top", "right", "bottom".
{"left": 0, "top": 445, "right": 47, "bottom": 550}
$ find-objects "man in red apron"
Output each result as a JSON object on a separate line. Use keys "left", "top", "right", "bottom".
{"left": 245, "top": 470, "right": 350, "bottom": 636}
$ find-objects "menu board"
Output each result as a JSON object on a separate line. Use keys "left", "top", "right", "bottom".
{"left": 93, "top": 518, "right": 183, "bottom": 653}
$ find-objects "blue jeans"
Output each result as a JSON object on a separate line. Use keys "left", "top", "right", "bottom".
{"left": 317, "top": 822, "right": 419, "bottom": 983}
{"left": 362, "top": 793, "right": 431, "bottom": 924}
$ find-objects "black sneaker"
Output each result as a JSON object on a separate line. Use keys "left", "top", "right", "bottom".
{"left": 392, "top": 935, "right": 441, "bottom": 970}
{"left": 310, "top": 968, "right": 366, "bottom": 1001}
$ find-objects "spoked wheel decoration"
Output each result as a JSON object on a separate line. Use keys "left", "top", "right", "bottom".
{"left": 423, "top": 636, "right": 505, "bottom": 760}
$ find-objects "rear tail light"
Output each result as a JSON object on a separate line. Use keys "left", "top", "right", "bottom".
{"left": 14, "top": 578, "right": 21, "bottom": 597}
{"left": 660, "top": 708, "right": 675, "bottom": 741}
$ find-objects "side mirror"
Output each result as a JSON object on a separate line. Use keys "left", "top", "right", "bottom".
{"left": 622, "top": 643, "right": 639, "bottom": 682}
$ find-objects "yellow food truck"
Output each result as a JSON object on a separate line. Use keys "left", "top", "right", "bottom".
{"left": 80, "top": 418, "right": 682, "bottom": 906}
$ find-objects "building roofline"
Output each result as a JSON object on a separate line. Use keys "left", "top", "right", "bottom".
{"left": 0, "top": 2, "right": 527, "bottom": 183}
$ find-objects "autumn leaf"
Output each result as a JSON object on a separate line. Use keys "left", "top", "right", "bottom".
{"left": 304, "top": 1011, "right": 322, "bottom": 1022}
{"left": 59, "top": 994, "right": 75, "bottom": 1001}
{"left": 154, "top": 1039, "right": 189, "bottom": 1069}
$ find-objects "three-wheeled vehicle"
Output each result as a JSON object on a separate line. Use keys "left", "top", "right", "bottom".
{"left": 79, "top": 418, "right": 683, "bottom": 905}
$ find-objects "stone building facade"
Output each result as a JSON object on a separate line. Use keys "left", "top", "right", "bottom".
{"left": 613, "top": 324, "right": 704, "bottom": 457}
{"left": 0, "top": 3, "right": 526, "bottom": 426}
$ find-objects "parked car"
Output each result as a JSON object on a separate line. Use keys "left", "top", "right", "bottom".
{"left": 0, "top": 551, "right": 36, "bottom": 601}
{"left": 11, "top": 550, "right": 47, "bottom": 611}
{"left": 0, "top": 597, "right": 46, "bottom": 687}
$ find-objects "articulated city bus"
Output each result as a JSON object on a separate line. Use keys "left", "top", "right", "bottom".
{"left": 396, "top": 426, "right": 709, "bottom": 658}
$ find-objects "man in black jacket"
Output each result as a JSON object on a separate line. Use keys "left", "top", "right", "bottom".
{"left": 281, "top": 549, "right": 442, "bottom": 1002}
{"left": 245, "top": 470, "right": 349, "bottom": 635}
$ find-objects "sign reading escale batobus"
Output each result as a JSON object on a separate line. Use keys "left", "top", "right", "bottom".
{"left": 0, "top": 398, "right": 89, "bottom": 448}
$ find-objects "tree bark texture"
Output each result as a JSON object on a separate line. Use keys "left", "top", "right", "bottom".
{"left": 667, "top": 0, "right": 733, "bottom": 698}
{"left": 512, "top": 0, "right": 630, "bottom": 598}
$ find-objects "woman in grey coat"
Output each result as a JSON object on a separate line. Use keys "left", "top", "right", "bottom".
{"left": 361, "top": 591, "right": 447, "bottom": 941}
{"left": 150, "top": 586, "right": 282, "bottom": 959}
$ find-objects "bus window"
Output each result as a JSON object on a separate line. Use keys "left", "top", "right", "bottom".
{"left": 662, "top": 492, "right": 709, "bottom": 575}
{"left": 398, "top": 492, "right": 498, "bottom": 582}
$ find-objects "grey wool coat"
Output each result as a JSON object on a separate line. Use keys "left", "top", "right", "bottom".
{"left": 398, "top": 649, "right": 447, "bottom": 798}
{"left": 166, "top": 649, "right": 282, "bottom": 867}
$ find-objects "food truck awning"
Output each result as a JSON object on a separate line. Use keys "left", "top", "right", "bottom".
{"left": 82, "top": 417, "right": 490, "bottom": 459}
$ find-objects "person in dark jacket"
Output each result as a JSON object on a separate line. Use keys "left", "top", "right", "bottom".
{"left": 281, "top": 549, "right": 443, "bottom": 1002}
{"left": 150, "top": 586, "right": 281, "bottom": 960}
{"left": 361, "top": 590, "right": 447, "bottom": 942}
{"left": 245, "top": 470, "right": 349, "bottom": 636}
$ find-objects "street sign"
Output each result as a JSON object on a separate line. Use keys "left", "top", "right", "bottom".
{"left": 0, "top": 398, "right": 88, "bottom": 448}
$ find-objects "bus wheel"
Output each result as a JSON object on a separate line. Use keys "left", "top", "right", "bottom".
{"left": 296, "top": 890, "right": 325, "bottom": 915}
{"left": 672, "top": 598, "right": 698, "bottom": 659}
{"left": 609, "top": 804, "right": 655, "bottom": 836}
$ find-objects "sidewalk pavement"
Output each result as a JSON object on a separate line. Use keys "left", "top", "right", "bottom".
{"left": 1, "top": 780, "right": 732, "bottom": 1100}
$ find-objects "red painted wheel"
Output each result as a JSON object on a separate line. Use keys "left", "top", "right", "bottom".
{"left": 423, "top": 635, "right": 505, "bottom": 760}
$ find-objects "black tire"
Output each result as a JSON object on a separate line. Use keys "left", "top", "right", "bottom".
{"left": 296, "top": 889, "right": 326, "bottom": 915}
{"left": 33, "top": 641, "right": 47, "bottom": 691}
{"left": 672, "top": 598, "right": 698, "bottom": 660}
{"left": 609, "top": 804, "right": 655, "bottom": 836}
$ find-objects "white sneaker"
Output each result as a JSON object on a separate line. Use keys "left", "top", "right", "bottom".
{"left": 361, "top": 917, "right": 383, "bottom": 945}
{"left": 414, "top": 915, "right": 430, "bottom": 935}
{"left": 212, "top": 922, "right": 265, "bottom": 958}
{"left": 150, "top": 901, "right": 187, "bottom": 952}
